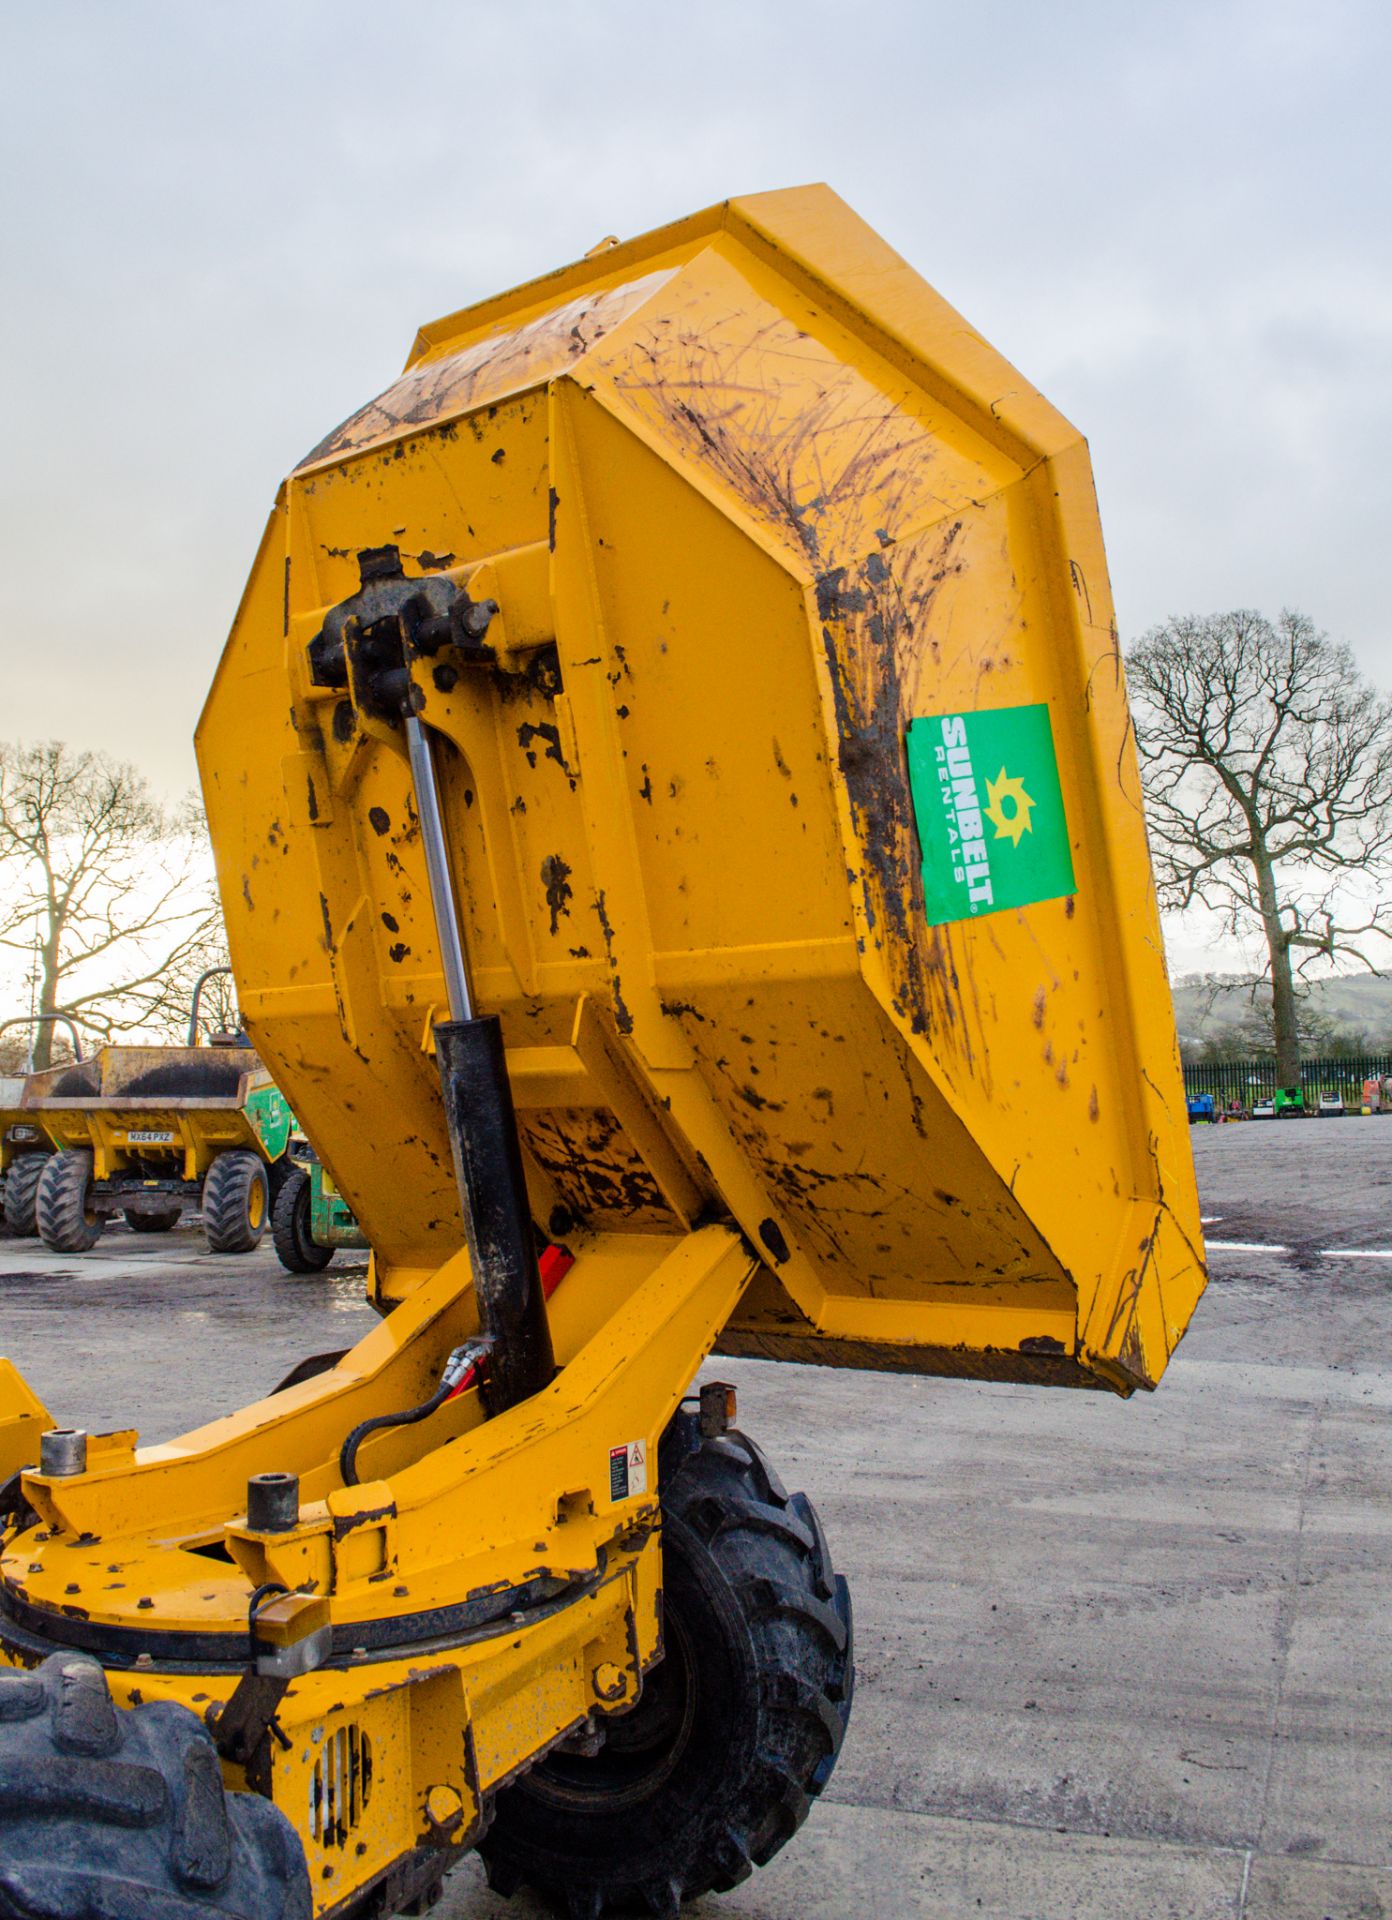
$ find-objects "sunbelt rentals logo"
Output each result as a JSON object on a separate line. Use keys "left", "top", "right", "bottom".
{"left": 905, "top": 702, "right": 1075, "bottom": 925}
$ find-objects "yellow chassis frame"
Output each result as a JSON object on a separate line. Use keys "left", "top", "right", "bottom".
{"left": 1, "top": 1225, "right": 755, "bottom": 1913}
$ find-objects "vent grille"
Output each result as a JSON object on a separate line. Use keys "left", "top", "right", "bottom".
{"left": 310, "top": 1723, "right": 373, "bottom": 1848}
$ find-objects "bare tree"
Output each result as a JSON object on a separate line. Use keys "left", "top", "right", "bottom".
{"left": 1126, "top": 610, "right": 1392, "bottom": 1086}
{"left": 0, "top": 1024, "right": 78, "bottom": 1075}
{"left": 0, "top": 742, "right": 225, "bottom": 1069}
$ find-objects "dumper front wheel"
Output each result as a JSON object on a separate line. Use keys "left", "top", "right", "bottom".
{"left": 479, "top": 1427, "right": 853, "bottom": 1919}
{"left": 3, "top": 1153, "right": 48, "bottom": 1237}
{"left": 0, "top": 1654, "right": 310, "bottom": 1920}
{"left": 35, "top": 1150, "right": 103, "bottom": 1252}
{"left": 202, "top": 1150, "right": 269, "bottom": 1254}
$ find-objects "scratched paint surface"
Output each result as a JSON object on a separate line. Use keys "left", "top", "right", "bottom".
{"left": 199, "top": 187, "right": 1204, "bottom": 1392}
{"left": 300, "top": 269, "right": 678, "bottom": 468}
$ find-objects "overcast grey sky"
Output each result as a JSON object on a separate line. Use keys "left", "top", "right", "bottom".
{"left": 3, "top": 0, "right": 1389, "bottom": 922}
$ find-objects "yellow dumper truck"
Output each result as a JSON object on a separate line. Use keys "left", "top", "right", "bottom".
{"left": 24, "top": 1041, "right": 296, "bottom": 1253}
{"left": 0, "top": 187, "right": 1204, "bottom": 1919}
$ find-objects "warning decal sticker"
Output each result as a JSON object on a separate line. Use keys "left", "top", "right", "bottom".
{"left": 905, "top": 702, "right": 1075, "bottom": 925}
{"left": 609, "top": 1440, "right": 648, "bottom": 1502}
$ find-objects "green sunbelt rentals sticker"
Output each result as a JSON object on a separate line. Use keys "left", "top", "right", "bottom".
{"left": 906, "top": 702, "right": 1075, "bottom": 924}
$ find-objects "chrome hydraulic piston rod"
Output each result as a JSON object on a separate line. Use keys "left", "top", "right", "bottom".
{"left": 309, "top": 546, "right": 555, "bottom": 1412}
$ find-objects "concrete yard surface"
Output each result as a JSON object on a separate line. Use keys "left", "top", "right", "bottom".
{"left": 1, "top": 1118, "right": 1388, "bottom": 1919}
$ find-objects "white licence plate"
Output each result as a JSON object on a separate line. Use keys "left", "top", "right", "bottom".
{"left": 127, "top": 1130, "right": 176, "bottom": 1145}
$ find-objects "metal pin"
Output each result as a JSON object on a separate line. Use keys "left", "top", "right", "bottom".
{"left": 40, "top": 1429, "right": 87, "bottom": 1477}
{"left": 247, "top": 1471, "right": 300, "bottom": 1532}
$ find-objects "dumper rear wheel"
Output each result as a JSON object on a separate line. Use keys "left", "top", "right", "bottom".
{"left": 0, "top": 1653, "right": 310, "bottom": 1920}
{"left": 479, "top": 1426, "right": 853, "bottom": 1918}
{"left": 35, "top": 1150, "right": 103, "bottom": 1252}
{"left": 202, "top": 1150, "right": 269, "bottom": 1254}
{"left": 3, "top": 1153, "right": 48, "bottom": 1237}
{"left": 271, "top": 1166, "right": 333, "bottom": 1273}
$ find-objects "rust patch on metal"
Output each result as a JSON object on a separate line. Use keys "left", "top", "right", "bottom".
{"left": 1116, "top": 1317, "right": 1150, "bottom": 1385}
{"left": 518, "top": 722, "right": 577, "bottom": 785}
{"left": 592, "top": 891, "right": 633, "bottom": 1036}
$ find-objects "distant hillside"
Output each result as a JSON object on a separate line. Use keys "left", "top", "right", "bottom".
{"left": 1171, "top": 972, "right": 1392, "bottom": 1057}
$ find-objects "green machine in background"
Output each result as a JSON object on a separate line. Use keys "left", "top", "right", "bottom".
{"left": 272, "top": 1144, "right": 368, "bottom": 1272}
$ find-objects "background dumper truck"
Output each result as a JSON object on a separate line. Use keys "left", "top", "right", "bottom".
{"left": 0, "top": 186, "right": 1205, "bottom": 1920}
{"left": 23, "top": 1038, "right": 296, "bottom": 1253}
{"left": 11, "top": 975, "right": 365, "bottom": 1266}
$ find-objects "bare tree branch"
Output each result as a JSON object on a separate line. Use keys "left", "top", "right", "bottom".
{"left": 0, "top": 741, "right": 229, "bottom": 1068}
{"left": 1126, "top": 610, "right": 1392, "bottom": 1084}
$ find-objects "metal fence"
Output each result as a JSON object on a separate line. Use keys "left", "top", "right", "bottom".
{"left": 1182, "top": 1055, "right": 1392, "bottom": 1109}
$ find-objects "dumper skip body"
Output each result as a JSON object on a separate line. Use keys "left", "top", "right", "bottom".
{"left": 205, "top": 184, "right": 1204, "bottom": 1394}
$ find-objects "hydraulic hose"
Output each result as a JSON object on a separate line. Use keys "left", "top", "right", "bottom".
{"left": 337, "top": 1246, "right": 576, "bottom": 1487}
{"left": 339, "top": 1341, "right": 488, "bottom": 1488}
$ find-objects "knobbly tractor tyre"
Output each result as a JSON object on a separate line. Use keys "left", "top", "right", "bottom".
{"left": 124, "top": 1207, "right": 183, "bottom": 1233}
{"left": 0, "top": 1653, "right": 310, "bottom": 1920}
{"left": 35, "top": 1149, "right": 103, "bottom": 1253}
{"left": 479, "top": 1426, "right": 854, "bottom": 1919}
{"left": 201, "top": 1150, "right": 269, "bottom": 1254}
{"left": 271, "top": 1165, "right": 333, "bottom": 1273}
{"left": 3, "top": 1153, "right": 48, "bottom": 1238}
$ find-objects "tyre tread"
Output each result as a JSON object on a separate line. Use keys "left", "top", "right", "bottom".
{"left": 270, "top": 1167, "right": 332, "bottom": 1273}
{"left": 480, "top": 1422, "right": 853, "bottom": 1916}
{"left": 3, "top": 1154, "right": 49, "bottom": 1238}
{"left": 202, "top": 1151, "right": 267, "bottom": 1255}
{"left": 0, "top": 1654, "right": 309, "bottom": 1920}
{"left": 35, "top": 1151, "right": 101, "bottom": 1253}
